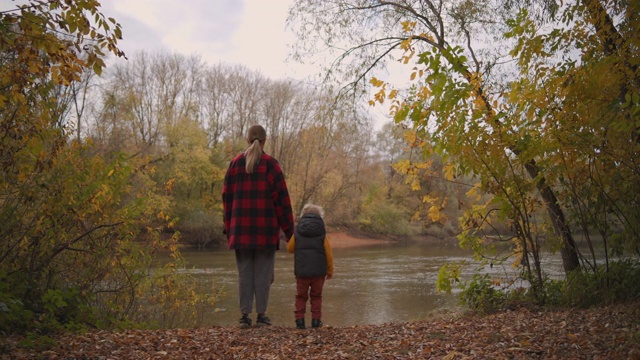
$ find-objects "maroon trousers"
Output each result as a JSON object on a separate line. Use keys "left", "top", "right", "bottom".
{"left": 294, "top": 276, "right": 325, "bottom": 320}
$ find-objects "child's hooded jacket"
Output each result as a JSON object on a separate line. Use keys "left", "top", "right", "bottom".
{"left": 287, "top": 213, "right": 334, "bottom": 277}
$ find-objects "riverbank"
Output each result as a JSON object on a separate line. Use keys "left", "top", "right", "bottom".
{"left": 327, "top": 231, "right": 394, "bottom": 248}
{"left": 326, "top": 228, "right": 459, "bottom": 249}
{"left": 3, "top": 300, "right": 638, "bottom": 359}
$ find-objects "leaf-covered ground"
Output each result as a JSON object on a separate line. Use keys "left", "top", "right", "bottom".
{"left": 3, "top": 301, "right": 639, "bottom": 359}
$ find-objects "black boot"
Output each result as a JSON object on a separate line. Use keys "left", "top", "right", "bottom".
{"left": 295, "top": 318, "right": 305, "bottom": 329}
{"left": 311, "top": 319, "right": 323, "bottom": 328}
{"left": 239, "top": 314, "right": 252, "bottom": 329}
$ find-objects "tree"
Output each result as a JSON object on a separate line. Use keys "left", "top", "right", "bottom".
{"left": 198, "top": 63, "right": 234, "bottom": 147}
{"left": 0, "top": 1, "right": 198, "bottom": 332}
{"left": 95, "top": 51, "right": 204, "bottom": 154}
{"left": 505, "top": 1, "right": 640, "bottom": 265}
{"left": 1, "top": 0, "right": 123, "bottom": 172}
{"left": 0, "top": 0, "right": 130, "bottom": 330}
{"left": 288, "top": 0, "right": 639, "bottom": 296}
{"left": 261, "top": 78, "right": 313, "bottom": 172}
{"left": 159, "top": 117, "right": 223, "bottom": 249}
{"left": 288, "top": 0, "right": 582, "bottom": 277}
{"left": 225, "top": 65, "right": 267, "bottom": 140}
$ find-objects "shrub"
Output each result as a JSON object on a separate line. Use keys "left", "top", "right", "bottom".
{"left": 456, "top": 260, "right": 640, "bottom": 313}
{"left": 357, "top": 201, "right": 419, "bottom": 236}
{"left": 564, "top": 259, "right": 640, "bottom": 307}
{"left": 0, "top": 274, "right": 95, "bottom": 334}
{"left": 129, "top": 268, "right": 224, "bottom": 329}
{"left": 459, "top": 274, "right": 507, "bottom": 314}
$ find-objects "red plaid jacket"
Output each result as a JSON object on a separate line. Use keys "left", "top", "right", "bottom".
{"left": 222, "top": 151, "right": 294, "bottom": 250}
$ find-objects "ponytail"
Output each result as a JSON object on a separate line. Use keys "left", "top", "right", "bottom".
{"left": 244, "top": 124, "right": 267, "bottom": 173}
{"left": 244, "top": 139, "right": 262, "bottom": 173}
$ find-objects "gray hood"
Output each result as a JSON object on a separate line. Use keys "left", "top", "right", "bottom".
{"left": 296, "top": 213, "right": 325, "bottom": 237}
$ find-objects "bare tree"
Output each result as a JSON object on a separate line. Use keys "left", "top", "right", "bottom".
{"left": 198, "top": 63, "right": 234, "bottom": 147}
{"left": 225, "top": 65, "right": 266, "bottom": 140}
{"left": 91, "top": 50, "right": 205, "bottom": 157}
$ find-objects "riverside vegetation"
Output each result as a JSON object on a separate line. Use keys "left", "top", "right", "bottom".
{"left": 1, "top": 1, "right": 639, "bottom": 358}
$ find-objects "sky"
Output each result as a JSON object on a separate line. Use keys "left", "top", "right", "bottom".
{"left": 101, "top": 0, "right": 395, "bottom": 128}
{"left": 101, "top": 0, "right": 309, "bottom": 80}
{"left": 1, "top": 0, "right": 393, "bottom": 128}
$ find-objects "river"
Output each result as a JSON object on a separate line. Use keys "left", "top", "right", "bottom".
{"left": 169, "top": 236, "right": 569, "bottom": 328}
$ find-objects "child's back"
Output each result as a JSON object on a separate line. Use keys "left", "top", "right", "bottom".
{"left": 293, "top": 212, "right": 327, "bottom": 278}
{"left": 287, "top": 204, "right": 334, "bottom": 329}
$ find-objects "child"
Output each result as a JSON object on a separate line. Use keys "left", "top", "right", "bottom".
{"left": 287, "top": 203, "right": 334, "bottom": 329}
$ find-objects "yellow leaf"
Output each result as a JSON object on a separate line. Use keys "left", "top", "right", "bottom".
{"left": 401, "top": 20, "right": 416, "bottom": 33}
{"left": 411, "top": 178, "right": 421, "bottom": 191}
{"left": 394, "top": 159, "right": 411, "bottom": 174}
{"left": 466, "top": 183, "right": 483, "bottom": 201}
{"left": 443, "top": 163, "right": 456, "bottom": 180}
{"left": 369, "top": 77, "right": 384, "bottom": 87}
{"left": 403, "top": 130, "right": 417, "bottom": 145}
{"left": 428, "top": 205, "right": 442, "bottom": 222}
{"left": 422, "top": 195, "right": 437, "bottom": 204}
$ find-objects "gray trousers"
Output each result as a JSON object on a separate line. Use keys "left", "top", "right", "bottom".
{"left": 234, "top": 249, "right": 276, "bottom": 315}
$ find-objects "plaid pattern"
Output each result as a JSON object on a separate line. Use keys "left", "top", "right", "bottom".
{"left": 223, "top": 152, "right": 294, "bottom": 250}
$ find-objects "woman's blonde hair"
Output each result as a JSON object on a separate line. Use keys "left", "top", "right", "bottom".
{"left": 300, "top": 203, "right": 324, "bottom": 219}
{"left": 244, "top": 124, "right": 266, "bottom": 173}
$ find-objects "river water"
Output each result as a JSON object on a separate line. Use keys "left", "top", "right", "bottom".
{"left": 172, "top": 240, "right": 568, "bottom": 328}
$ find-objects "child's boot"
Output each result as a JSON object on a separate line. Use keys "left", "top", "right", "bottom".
{"left": 311, "top": 319, "right": 323, "bottom": 328}
{"left": 295, "top": 318, "right": 305, "bottom": 329}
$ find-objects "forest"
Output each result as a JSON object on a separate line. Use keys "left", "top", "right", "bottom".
{"left": 1, "top": 0, "right": 639, "bottom": 344}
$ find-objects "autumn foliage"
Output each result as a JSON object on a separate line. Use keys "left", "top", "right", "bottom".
{"left": 288, "top": 0, "right": 640, "bottom": 309}
{"left": 0, "top": 1, "right": 201, "bottom": 333}
{"left": 2, "top": 0, "right": 639, "bottom": 344}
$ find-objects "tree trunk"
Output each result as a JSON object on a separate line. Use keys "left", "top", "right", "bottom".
{"left": 524, "top": 159, "right": 580, "bottom": 274}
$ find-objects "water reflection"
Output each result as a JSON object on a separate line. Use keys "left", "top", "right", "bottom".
{"left": 170, "top": 241, "right": 567, "bottom": 328}
{"left": 170, "top": 242, "right": 457, "bottom": 327}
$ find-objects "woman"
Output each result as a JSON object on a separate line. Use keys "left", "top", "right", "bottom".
{"left": 222, "top": 124, "right": 295, "bottom": 328}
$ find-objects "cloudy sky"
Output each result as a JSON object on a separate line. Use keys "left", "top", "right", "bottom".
{"left": 1, "top": 0, "right": 393, "bottom": 128}
{"left": 101, "top": 0, "right": 393, "bottom": 127}
{"left": 101, "top": 0, "right": 309, "bottom": 80}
